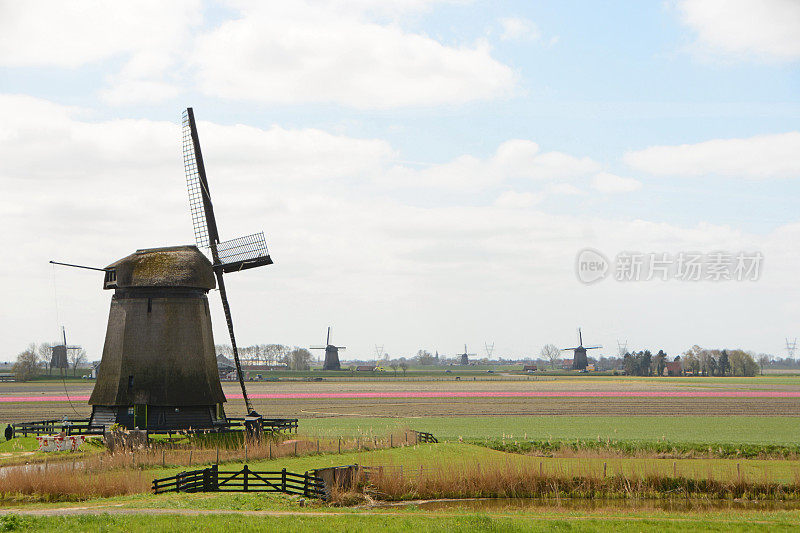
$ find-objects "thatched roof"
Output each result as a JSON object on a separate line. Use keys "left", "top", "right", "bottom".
{"left": 105, "top": 245, "right": 215, "bottom": 290}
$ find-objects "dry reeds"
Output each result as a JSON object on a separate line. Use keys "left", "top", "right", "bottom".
{"left": 0, "top": 428, "right": 419, "bottom": 502}
{"left": 355, "top": 457, "right": 800, "bottom": 502}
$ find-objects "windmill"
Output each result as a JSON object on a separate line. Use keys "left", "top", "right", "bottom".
{"left": 311, "top": 327, "right": 346, "bottom": 370}
{"left": 561, "top": 328, "right": 601, "bottom": 371}
{"left": 457, "top": 344, "right": 476, "bottom": 365}
{"left": 50, "top": 326, "right": 81, "bottom": 376}
{"left": 181, "top": 107, "right": 273, "bottom": 416}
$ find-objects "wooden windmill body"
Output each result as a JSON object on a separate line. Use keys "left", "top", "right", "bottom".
{"left": 561, "top": 328, "right": 601, "bottom": 371}
{"left": 311, "top": 327, "right": 346, "bottom": 370}
{"left": 88, "top": 108, "right": 272, "bottom": 431}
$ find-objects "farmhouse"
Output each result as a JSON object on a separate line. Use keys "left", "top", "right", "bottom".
{"left": 665, "top": 361, "right": 682, "bottom": 376}
{"left": 523, "top": 365, "right": 537, "bottom": 372}
{"left": 356, "top": 365, "right": 376, "bottom": 372}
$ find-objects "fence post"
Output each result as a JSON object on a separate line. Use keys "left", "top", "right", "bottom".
{"left": 338, "top": 437, "right": 341, "bottom": 454}
{"left": 269, "top": 440, "right": 272, "bottom": 460}
{"left": 216, "top": 444, "right": 219, "bottom": 464}
{"left": 603, "top": 462, "right": 607, "bottom": 478}
{"left": 176, "top": 471, "right": 182, "bottom": 492}
{"left": 737, "top": 463, "right": 741, "bottom": 482}
{"left": 390, "top": 434, "right": 393, "bottom": 447}
{"left": 189, "top": 450, "right": 192, "bottom": 466}
{"left": 317, "top": 439, "right": 319, "bottom": 454}
{"left": 245, "top": 442, "right": 248, "bottom": 462}
{"left": 282, "top": 468, "right": 287, "bottom": 493}
{"left": 243, "top": 465, "right": 249, "bottom": 492}
{"left": 203, "top": 467, "right": 210, "bottom": 492}
{"left": 673, "top": 461, "right": 677, "bottom": 477}
{"left": 294, "top": 441, "right": 298, "bottom": 456}
{"left": 303, "top": 472, "right": 309, "bottom": 497}
{"left": 161, "top": 448, "right": 165, "bottom": 467}
{"left": 212, "top": 463, "right": 218, "bottom": 491}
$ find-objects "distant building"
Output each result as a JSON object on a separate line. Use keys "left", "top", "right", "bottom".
{"left": 523, "top": 365, "right": 537, "bottom": 372}
{"left": 355, "top": 365, "right": 376, "bottom": 372}
{"left": 665, "top": 361, "right": 682, "bottom": 376}
{"left": 561, "top": 359, "right": 574, "bottom": 370}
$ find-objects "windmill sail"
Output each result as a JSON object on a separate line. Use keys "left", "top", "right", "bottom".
{"left": 182, "top": 107, "right": 273, "bottom": 417}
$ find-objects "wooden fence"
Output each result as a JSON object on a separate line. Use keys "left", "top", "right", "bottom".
{"left": 152, "top": 464, "right": 326, "bottom": 499}
{"left": 412, "top": 430, "right": 438, "bottom": 443}
{"left": 12, "top": 419, "right": 104, "bottom": 437}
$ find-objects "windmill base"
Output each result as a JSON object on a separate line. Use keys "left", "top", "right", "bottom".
{"left": 89, "top": 405, "right": 225, "bottom": 432}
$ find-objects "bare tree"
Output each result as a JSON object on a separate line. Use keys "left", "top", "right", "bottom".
{"left": 285, "top": 348, "right": 312, "bottom": 371}
{"left": 13, "top": 345, "right": 38, "bottom": 382}
{"left": 37, "top": 342, "right": 52, "bottom": 374}
{"left": 389, "top": 362, "right": 398, "bottom": 377}
{"left": 399, "top": 361, "right": 409, "bottom": 376}
{"left": 540, "top": 344, "right": 560, "bottom": 369}
{"left": 758, "top": 354, "right": 770, "bottom": 375}
{"left": 69, "top": 348, "right": 87, "bottom": 376}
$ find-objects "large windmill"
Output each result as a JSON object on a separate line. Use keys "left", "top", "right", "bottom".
{"left": 311, "top": 327, "right": 346, "bottom": 370}
{"left": 457, "top": 344, "right": 476, "bottom": 365}
{"left": 85, "top": 108, "right": 273, "bottom": 431}
{"left": 561, "top": 328, "right": 601, "bottom": 371}
{"left": 181, "top": 108, "right": 273, "bottom": 416}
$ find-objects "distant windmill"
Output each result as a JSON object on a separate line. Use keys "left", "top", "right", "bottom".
{"left": 51, "top": 326, "right": 81, "bottom": 376}
{"left": 311, "top": 327, "right": 346, "bottom": 370}
{"left": 561, "top": 328, "right": 601, "bottom": 371}
{"left": 457, "top": 344, "right": 477, "bottom": 365}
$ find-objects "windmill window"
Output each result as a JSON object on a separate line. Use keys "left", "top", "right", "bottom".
{"left": 128, "top": 375, "right": 134, "bottom": 389}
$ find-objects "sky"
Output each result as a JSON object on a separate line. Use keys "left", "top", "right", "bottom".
{"left": 1, "top": 0, "right": 799, "bottom": 362}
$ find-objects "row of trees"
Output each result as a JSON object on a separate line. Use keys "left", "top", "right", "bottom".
{"left": 12, "top": 343, "right": 88, "bottom": 382}
{"left": 622, "top": 350, "right": 669, "bottom": 376}
{"left": 680, "top": 346, "right": 760, "bottom": 377}
{"left": 216, "top": 344, "right": 314, "bottom": 371}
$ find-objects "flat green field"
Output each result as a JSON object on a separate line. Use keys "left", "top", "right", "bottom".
{"left": 298, "top": 415, "right": 800, "bottom": 445}
{"left": 3, "top": 508, "right": 800, "bottom": 532}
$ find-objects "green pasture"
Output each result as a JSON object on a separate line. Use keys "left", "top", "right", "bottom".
{"left": 3, "top": 506, "right": 800, "bottom": 532}
{"left": 297, "top": 416, "right": 800, "bottom": 445}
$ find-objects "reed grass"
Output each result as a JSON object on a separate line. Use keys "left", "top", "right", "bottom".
{"left": 354, "top": 456, "right": 800, "bottom": 502}
{"left": 0, "top": 428, "right": 417, "bottom": 502}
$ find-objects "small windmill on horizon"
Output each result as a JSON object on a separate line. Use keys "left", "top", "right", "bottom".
{"left": 311, "top": 327, "right": 346, "bottom": 370}
{"left": 457, "top": 344, "right": 477, "bottom": 365}
{"left": 561, "top": 328, "right": 601, "bottom": 371}
{"left": 50, "top": 326, "right": 81, "bottom": 376}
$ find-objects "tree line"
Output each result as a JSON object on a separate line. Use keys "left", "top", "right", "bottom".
{"left": 11, "top": 343, "right": 87, "bottom": 382}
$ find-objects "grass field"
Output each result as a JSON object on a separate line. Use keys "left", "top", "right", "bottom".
{"left": 4, "top": 508, "right": 800, "bottom": 532}
{"left": 2, "top": 374, "right": 800, "bottom": 529}
{"left": 296, "top": 415, "right": 800, "bottom": 444}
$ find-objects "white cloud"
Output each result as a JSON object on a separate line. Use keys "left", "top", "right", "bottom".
{"left": 2, "top": 96, "right": 795, "bottom": 360}
{"left": 677, "top": 0, "right": 800, "bottom": 61}
{"left": 193, "top": 2, "right": 516, "bottom": 108}
{"left": 0, "top": 1, "right": 200, "bottom": 104}
{"left": 591, "top": 172, "right": 642, "bottom": 193}
{"left": 547, "top": 183, "right": 583, "bottom": 196}
{"left": 499, "top": 17, "right": 540, "bottom": 41}
{"left": 493, "top": 191, "right": 543, "bottom": 208}
{"left": 623, "top": 132, "right": 800, "bottom": 179}
{"left": 384, "top": 140, "right": 600, "bottom": 191}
